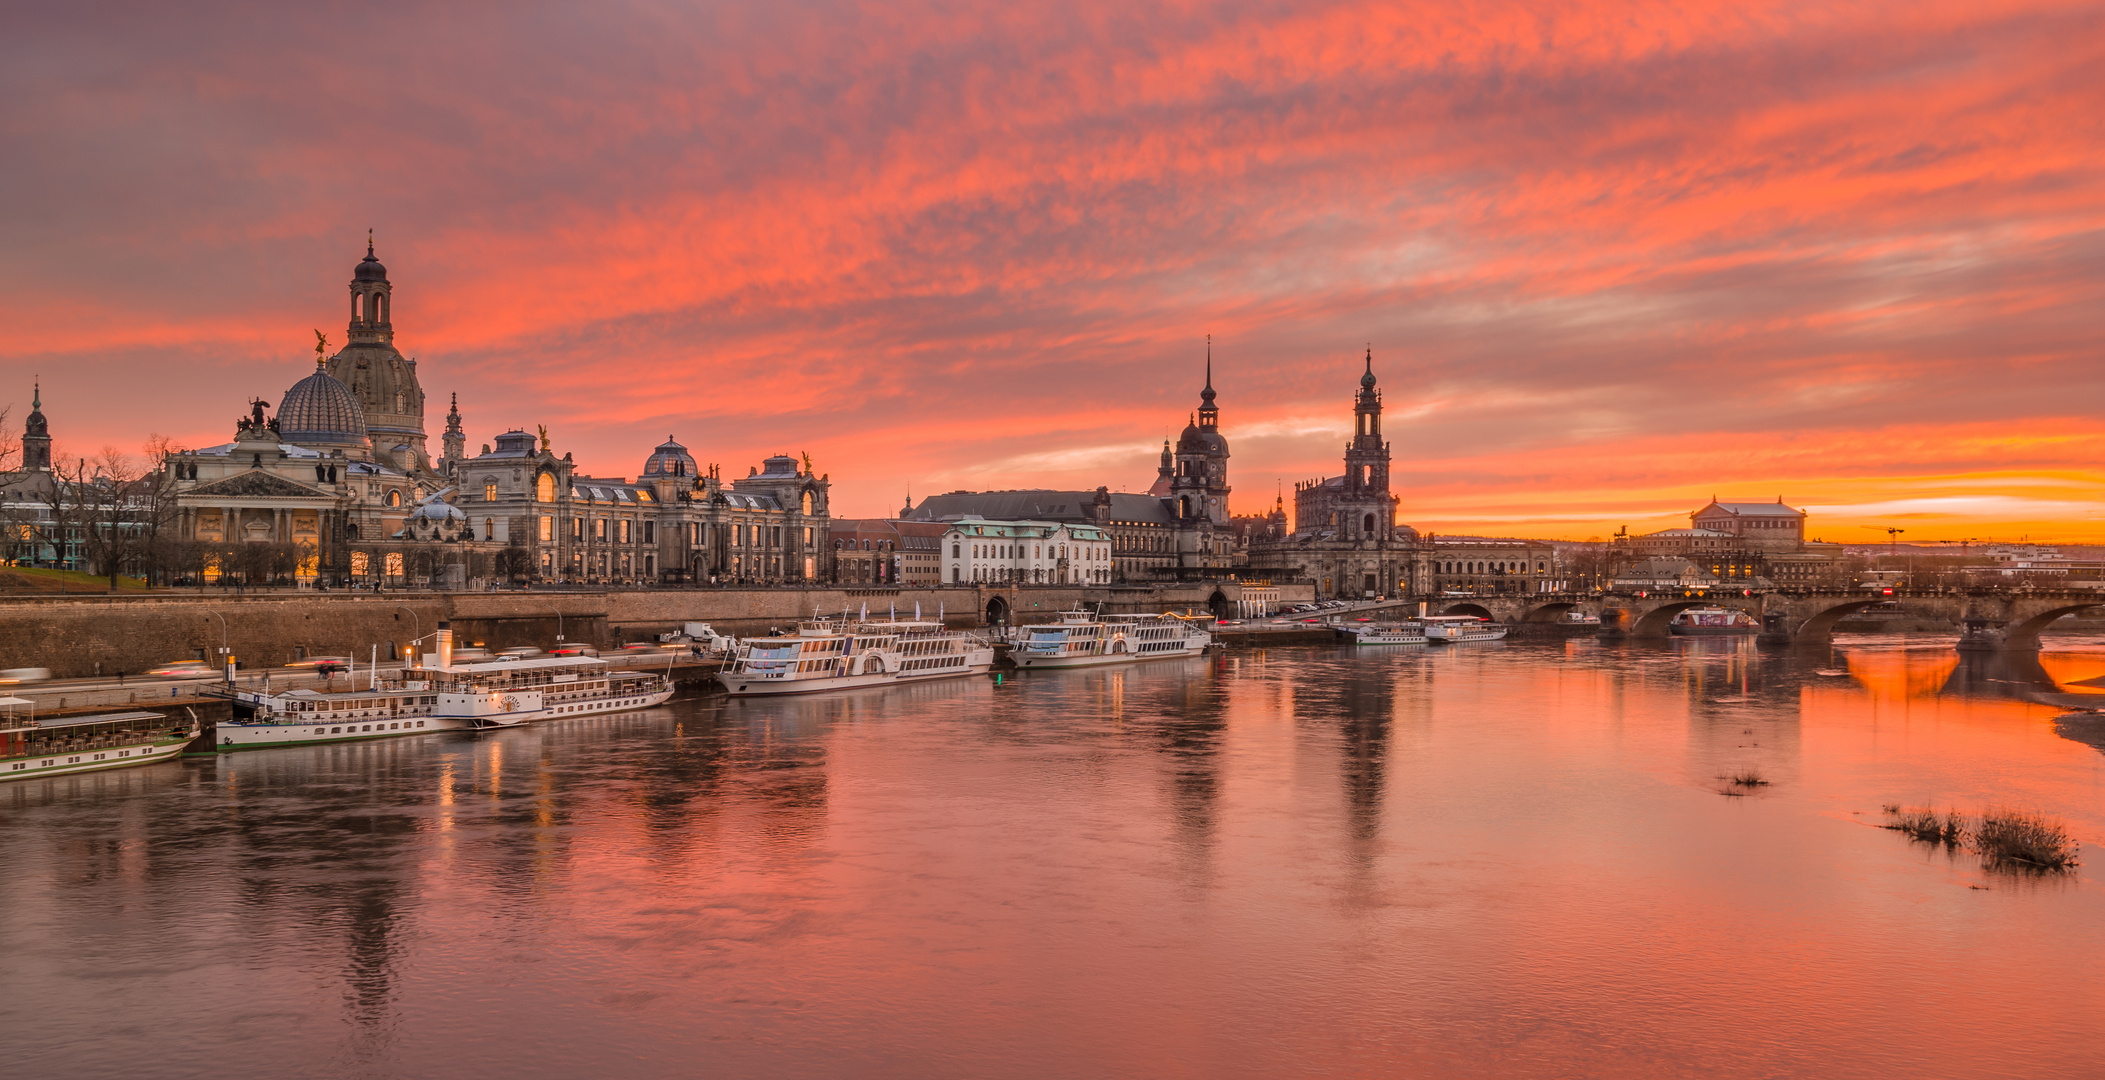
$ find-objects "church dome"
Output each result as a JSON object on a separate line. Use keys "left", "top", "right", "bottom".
{"left": 279, "top": 364, "right": 369, "bottom": 448}
{"left": 642, "top": 436, "right": 698, "bottom": 478}
{"left": 354, "top": 242, "right": 388, "bottom": 282}
{"left": 410, "top": 500, "right": 466, "bottom": 523}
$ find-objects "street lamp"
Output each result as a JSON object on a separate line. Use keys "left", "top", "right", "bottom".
{"left": 396, "top": 604, "right": 419, "bottom": 664}
{"left": 204, "top": 608, "right": 229, "bottom": 681}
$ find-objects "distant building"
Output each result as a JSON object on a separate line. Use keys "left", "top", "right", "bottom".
{"left": 1423, "top": 538, "right": 1564, "bottom": 594}
{"left": 1615, "top": 497, "right": 1841, "bottom": 587}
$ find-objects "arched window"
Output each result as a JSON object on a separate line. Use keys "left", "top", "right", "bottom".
{"left": 386, "top": 490, "right": 401, "bottom": 508}
{"left": 535, "top": 473, "right": 555, "bottom": 502}
{"left": 484, "top": 518, "right": 494, "bottom": 540}
{"left": 1363, "top": 513, "right": 1375, "bottom": 533}
{"left": 801, "top": 490, "right": 813, "bottom": 515}
{"left": 952, "top": 543, "right": 961, "bottom": 558}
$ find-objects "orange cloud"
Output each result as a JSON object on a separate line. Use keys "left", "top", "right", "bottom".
{"left": 3, "top": 0, "right": 2102, "bottom": 532}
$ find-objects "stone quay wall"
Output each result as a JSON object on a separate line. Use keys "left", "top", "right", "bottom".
{"left": 0, "top": 581, "right": 1312, "bottom": 678}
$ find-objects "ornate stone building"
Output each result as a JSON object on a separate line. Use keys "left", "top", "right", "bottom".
{"left": 158, "top": 243, "right": 832, "bottom": 586}
{"left": 1248, "top": 352, "right": 1424, "bottom": 598}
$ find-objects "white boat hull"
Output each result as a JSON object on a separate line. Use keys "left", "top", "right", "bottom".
{"left": 1425, "top": 628, "right": 1508, "bottom": 644}
{"left": 213, "top": 714, "right": 473, "bottom": 750}
{"left": 534, "top": 687, "right": 676, "bottom": 716}
{"left": 4, "top": 734, "right": 195, "bottom": 781}
{"left": 1014, "top": 644, "right": 1208, "bottom": 667}
{"left": 1351, "top": 633, "right": 1427, "bottom": 646}
{"left": 718, "top": 665, "right": 989, "bottom": 697}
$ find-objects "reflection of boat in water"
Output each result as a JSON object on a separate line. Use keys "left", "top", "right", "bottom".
{"left": 1422, "top": 616, "right": 1507, "bottom": 644}
{"left": 3, "top": 709, "right": 199, "bottom": 780}
{"left": 1669, "top": 607, "right": 1759, "bottom": 636}
{"left": 719, "top": 619, "right": 995, "bottom": 696}
{"left": 1014, "top": 609, "right": 1212, "bottom": 668}
{"left": 1560, "top": 611, "right": 1602, "bottom": 626}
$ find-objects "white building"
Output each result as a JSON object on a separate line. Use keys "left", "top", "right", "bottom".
{"left": 941, "top": 519, "right": 1113, "bottom": 585}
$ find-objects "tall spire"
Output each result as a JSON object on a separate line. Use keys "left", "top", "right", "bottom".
{"left": 1361, "top": 346, "right": 1376, "bottom": 389}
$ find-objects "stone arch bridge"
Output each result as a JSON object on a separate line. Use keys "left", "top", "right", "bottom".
{"left": 1368, "top": 589, "right": 2105, "bottom": 649}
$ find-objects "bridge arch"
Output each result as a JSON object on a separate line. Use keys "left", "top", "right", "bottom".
{"left": 1524, "top": 601, "right": 1579, "bottom": 623}
{"left": 2004, "top": 603, "right": 2105, "bottom": 648}
{"left": 1788, "top": 599, "right": 1884, "bottom": 644}
{"left": 1440, "top": 603, "right": 1494, "bottom": 620}
{"left": 1627, "top": 599, "right": 1760, "bottom": 639}
{"left": 985, "top": 595, "right": 1010, "bottom": 626}
{"left": 1207, "top": 589, "right": 1233, "bottom": 621}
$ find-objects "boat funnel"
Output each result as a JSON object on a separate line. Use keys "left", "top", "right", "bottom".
{"left": 434, "top": 622, "right": 455, "bottom": 670}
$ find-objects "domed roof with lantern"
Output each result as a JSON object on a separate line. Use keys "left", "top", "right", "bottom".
{"left": 642, "top": 436, "right": 698, "bottom": 479}
{"left": 278, "top": 361, "right": 369, "bottom": 450}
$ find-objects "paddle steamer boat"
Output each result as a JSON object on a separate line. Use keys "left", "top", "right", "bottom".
{"left": 718, "top": 619, "right": 995, "bottom": 696}
{"left": 1012, "top": 609, "right": 1213, "bottom": 668}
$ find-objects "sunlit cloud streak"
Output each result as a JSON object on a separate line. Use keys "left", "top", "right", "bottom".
{"left": 2, "top": 0, "right": 2101, "bottom": 537}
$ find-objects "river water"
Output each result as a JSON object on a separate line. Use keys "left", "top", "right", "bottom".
{"left": 4, "top": 637, "right": 2103, "bottom": 1079}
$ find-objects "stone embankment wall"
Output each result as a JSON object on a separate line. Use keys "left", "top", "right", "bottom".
{"left": 0, "top": 581, "right": 1312, "bottom": 677}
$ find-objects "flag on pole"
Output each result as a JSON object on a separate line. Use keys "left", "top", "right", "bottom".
{"left": 915, "top": 601, "right": 922, "bottom": 621}
{"left": 861, "top": 602, "right": 868, "bottom": 621}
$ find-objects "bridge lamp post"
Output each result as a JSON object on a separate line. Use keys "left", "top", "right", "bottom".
{"left": 204, "top": 609, "right": 229, "bottom": 681}
{"left": 396, "top": 605, "right": 419, "bottom": 666}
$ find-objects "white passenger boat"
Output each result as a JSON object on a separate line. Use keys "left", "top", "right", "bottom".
{"left": 1012, "top": 609, "right": 1213, "bottom": 669}
{"left": 717, "top": 619, "right": 995, "bottom": 696}
{"left": 212, "top": 683, "right": 516, "bottom": 750}
{"left": 210, "top": 625, "right": 673, "bottom": 751}
{"left": 3, "top": 708, "right": 199, "bottom": 780}
{"left": 1422, "top": 615, "right": 1508, "bottom": 644}
{"left": 417, "top": 654, "right": 673, "bottom": 720}
{"left": 1341, "top": 622, "right": 1427, "bottom": 646}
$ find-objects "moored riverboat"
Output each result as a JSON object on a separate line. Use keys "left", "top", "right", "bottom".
{"left": 413, "top": 654, "right": 672, "bottom": 720}
{"left": 1668, "top": 607, "right": 1759, "bottom": 636}
{"left": 1013, "top": 609, "right": 1213, "bottom": 668}
{"left": 2, "top": 708, "right": 199, "bottom": 780}
{"left": 1338, "top": 621, "right": 1428, "bottom": 646}
{"left": 1422, "top": 615, "right": 1508, "bottom": 644}
{"left": 718, "top": 619, "right": 995, "bottom": 696}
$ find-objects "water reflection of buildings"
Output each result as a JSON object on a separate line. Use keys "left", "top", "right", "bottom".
{"left": 1670, "top": 638, "right": 1805, "bottom": 791}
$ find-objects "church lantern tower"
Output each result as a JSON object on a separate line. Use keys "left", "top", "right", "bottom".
{"left": 441, "top": 393, "right": 466, "bottom": 476}
{"left": 326, "top": 235, "right": 431, "bottom": 474}
{"left": 1342, "top": 349, "right": 1394, "bottom": 538}
{"left": 21, "top": 381, "right": 51, "bottom": 472}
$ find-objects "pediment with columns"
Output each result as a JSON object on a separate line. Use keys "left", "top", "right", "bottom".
{"left": 188, "top": 471, "right": 328, "bottom": 499}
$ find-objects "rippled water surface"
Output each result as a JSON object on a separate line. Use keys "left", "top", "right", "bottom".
{"left": 6, "top": 637, "right": 2104, "bottom": 1079}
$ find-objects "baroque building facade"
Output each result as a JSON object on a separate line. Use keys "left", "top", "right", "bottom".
{"left": 156, "top": 243, "right": 831, "bottom": 586}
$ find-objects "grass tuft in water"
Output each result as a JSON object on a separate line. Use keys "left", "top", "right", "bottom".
{"left": 1973, "top": 809, "right": 2080, "bottom": 870}
{"left": 1881, "top": 805, "right": 1967, "bottom": 845}
{"left": 1726, "top": 768, "right": 1769, "bottom": 788}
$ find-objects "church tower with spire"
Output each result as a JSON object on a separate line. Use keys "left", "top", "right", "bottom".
{"left": 1172, "top": 338, "right": 1232, "bottom": 531}
{"left": 326, "top": 234, "right": 431, "bottom": 474}
{"left": 21, "top": 380, "right": 51, "bottom": 472}
{"left": 1344, "top": 348, "right": 1391, "bottom": 512}
{"left": 440, "top": 392, "right": 466, "bottom": 476}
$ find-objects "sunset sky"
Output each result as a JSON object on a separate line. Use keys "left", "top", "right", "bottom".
{"left": 4, "top": 0, "right": 2101, "bottom": 540}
